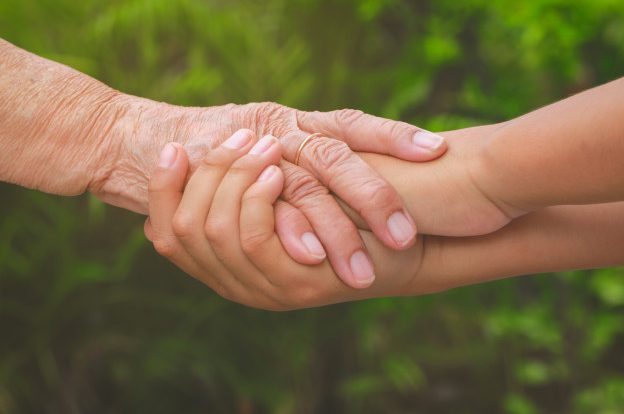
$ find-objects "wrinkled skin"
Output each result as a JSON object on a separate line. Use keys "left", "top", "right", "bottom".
{"left": 91, "top": 98, "right": 447, "bottom": 288}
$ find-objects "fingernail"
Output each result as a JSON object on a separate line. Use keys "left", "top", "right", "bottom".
{"left": 257, "top": 165, "right": 278, "bottom": 182}
{"left": 223, "top": 129, "right": 252, "bottom": 149}
{"left": 301, "top": 232, "right": 326, "bottom": 260}
{"left": 387, "top": 211, "right": 416, "bottom": 246}
{"left": 350, "top": 250, "right": 375, "bottom": 287}
{"left": 158, "top": 143, "right": 177, "bottom": 168}
{"left": 249, "top": 135, "right": 276, "bottom": 155}
{"left": 413, "top": 131, "right": 444, "bottom": 151}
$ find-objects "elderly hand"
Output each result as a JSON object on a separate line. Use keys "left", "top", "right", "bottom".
{"left": 144, "top": 130, "right": 429, "bottom": 310}
{"left": 1, "top": 39, "right": 447, "bottom": 288}
{"left": 93, "top": 98, "right": 447, "bottom": 288}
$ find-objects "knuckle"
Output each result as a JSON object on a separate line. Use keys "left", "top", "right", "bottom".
{"left": 257, "top": 101, "right": 284, "bottom": 114}
{"left": 381, "top": 118, "right": 412, "bottom": 139}
{"left": 211, "top": 282, "right": 233, "bottom": 302}
{"left": 152, "top": 238, "right": 177, "bottom": 258}
{"left": 305, "top": 138, "right": 352, "bottom": 171}
{"left": 334, "top": 108, "right": 365, "bottom": 127}
{"left": 240, "top": 226, "right": 272, "bottom": 256}
{"left": 285, "top": 283, "right": 324, "bottom": 309}
{"left": 282, "top": 169, "right": 328, "bottom": 205}
{"left": 275, "top": 202, "right": 305, "bottom": 227}
{"left": 362, "top": 178, "right": 402, "bottom": 210}
{"left": 249, "top": 101, "right": 294, "bottom": 136}
{"left": 204, "top": 218, "right": 229, "bottom": 243}
{"left": 171, "top": 212, "right": 196, "bottom": 238}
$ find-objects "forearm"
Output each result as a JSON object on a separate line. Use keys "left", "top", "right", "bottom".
{"left": 0, "top": 38, "right": 131, "bottom": 196}
{"left": 477, "top": 77, "right": 624, "bottom": 214}
{"left": 417, "top": 203, "right": 624, "bottom": 293}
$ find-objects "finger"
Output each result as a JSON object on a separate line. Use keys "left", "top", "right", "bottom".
{"left": 174, "top": 128, "right": 256, "bottom": 248}
{"left": 205, "top": 135, "right": 284, "bottom": 298}
{"left": 240, "top": 165, "right": 286, "bottom": 262}
{"left": 206, "top": 135, "right": 281, "bottom": 257}
{"left": 147, "top": 142, "right": 196, "bottom": 269}
{"left": 243, "top": 167, "right": 370, "bottom": 307}
{"left": 274, "top": 200, "right": 326, "bottom": 265}
{"left": 240, "top": 165, "right": 334, "bottom": 309}
{"left": 296, "top": 108, "right": 447, "bottom": 161}
{"left": 280, "top": 160, "right": 376, "bottom": 289}
{"left": 172, "top": 129, "right": 258, "bottom": 297}
{"left": 281, "top": 131, "right": 417, "bottom": 250}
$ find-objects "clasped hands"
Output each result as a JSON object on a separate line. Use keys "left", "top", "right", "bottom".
{"left": 2, "top": 40, "right": 621, "bottom": 309}
{"left": 131, "top": 101, "right": 521, "bottom": 311}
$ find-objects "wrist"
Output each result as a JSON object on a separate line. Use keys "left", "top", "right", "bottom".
{"left": 468, "top": 122, "right": 535, "bottom": 219}
{"left": 88, "top": 95, "right": 172, "bottom": 214}
{"left": 90, "top": 97, "right": 232, "bottom": 214}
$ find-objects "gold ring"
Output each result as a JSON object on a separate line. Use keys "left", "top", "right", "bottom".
{"left": 295, "top": 133, "right": 323, "bottom": 166}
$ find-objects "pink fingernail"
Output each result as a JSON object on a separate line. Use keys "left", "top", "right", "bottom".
{"left": 249, "top": 135, "right": 276, "bottom": 155}
{"left": 413, "top": 131, "right": 444, "bottom": 151}
{"left": 301, "top": 232, "right": 326, "bottom": 260}
{"left": 257, "top": 165, "right": 278, "bottom": 182}
{"left": 350, "top": 250, "right": 375, "bottom": 287}
{"left": 387, "top": 211, "right": 416, "bottom": 246}
{"left": 223, "top": 129, "right": 253, "bottom": 149}
{"left": 158, "top": 143, "right": 177, "bottom": 168}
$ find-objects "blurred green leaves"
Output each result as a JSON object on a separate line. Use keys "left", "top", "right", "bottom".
{"left": 1, "top": 0, "right": 624, "bottom": 413}
{"left": 590, "top": 268, "right": 624, "bottom": 306}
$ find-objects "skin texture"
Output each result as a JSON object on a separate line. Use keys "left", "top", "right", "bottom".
{"left": 0, "top": 38, "right": 449, "bottom": 289}
{"left": 145, "top": 77, "right": 624, "bottom": 310}
{"left": 476, "top": 76, "right": 624, "bottom": 214}
{"left": 146, "top": 129, "right": 624, "bottom": 310}
{"left": 340, "top": 77, "right": 624, "bottom": 237}
{"left": 2, "top": 38, "right": 624, "bottom": 309}
{"left": 146, "top": 135, "right": 424, "bottom": 310}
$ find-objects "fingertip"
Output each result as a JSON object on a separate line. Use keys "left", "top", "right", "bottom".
{"left": 221, "top": 128, "right": 256, "bottom": 150}
{"left": 274, "top": 202, "right": 327, "bottom": 265}
{"left": 385, "top": 210, "right": 418, "bottom": 250}
{"left": 151, "top": 142, "right": 189, "bottom": 190}
{"left": 348, "top": 250, "right": 376, "bottom": 288}
{"left": 157, "top": 142, "right": 178, "bottom": 169}
{"left": 241, "top": 165, "right": 284, "bottom": 210}
{"left": 300, "top": 232, "right": 327, "bottom": 261}
{"left": 400, "top": 130, "right": 448, "bottom": 161}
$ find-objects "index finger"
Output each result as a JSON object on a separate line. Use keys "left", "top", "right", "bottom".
{"left": 296, "top": 109, "right": 447, "bottom": 161}
{"left": 281, "top": 131, "right": 418, "bottom": 251}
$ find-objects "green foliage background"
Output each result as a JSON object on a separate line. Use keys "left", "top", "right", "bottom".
{"left": 1, "top": 0, "right": 624, "bottom": 412}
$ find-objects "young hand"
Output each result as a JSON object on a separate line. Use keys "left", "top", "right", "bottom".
{"left": 144, "top": 129, "right": 426, "bottom": 309}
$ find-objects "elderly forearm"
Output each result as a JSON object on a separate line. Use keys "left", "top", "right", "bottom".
{"left": 0, "top": 38, "right": 132, "bottom": 196}
{"left": 419, "top": 203, "right": 624, "bottom": 292}
{"left": 476, "top": 77, "right": 624, "bottom": 214}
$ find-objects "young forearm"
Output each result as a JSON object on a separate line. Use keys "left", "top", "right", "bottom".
{"left": 419, "top": 203, "right": 624, "bottom": 292}
{"left": 0, "top": 38, "right": 132, "bottom": 196}
{"left": 478, "top": 77, "right": 624, "bottom": 214}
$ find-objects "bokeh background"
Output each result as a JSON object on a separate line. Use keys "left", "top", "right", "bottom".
{"left": 1, "top": 0, "right": 624, "bottom": 413}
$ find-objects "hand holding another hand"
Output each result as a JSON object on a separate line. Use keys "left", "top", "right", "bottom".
{"left": 144, "top": 130, "right": 427, "bottom": 310}
{"left": 96, "top": 100, "right": 447, "bottom": 288}
{"left": 142, "top": 122, "right": 517, "bottom": 309}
